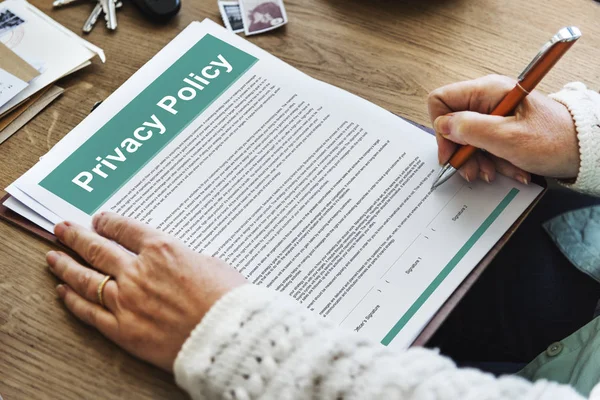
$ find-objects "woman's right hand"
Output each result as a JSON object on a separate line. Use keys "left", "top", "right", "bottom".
{"left": 428, "top": 74, "right": 580, "bottom": 184}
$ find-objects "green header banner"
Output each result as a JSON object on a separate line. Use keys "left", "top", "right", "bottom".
{"left": 40, "top": 34, "right": 257, "bottom": 215}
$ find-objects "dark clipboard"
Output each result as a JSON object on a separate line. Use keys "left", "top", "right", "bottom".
{"left": 0, "top": 117, "right": 547, "bottom": 347}
{"left": 402, "top": 117, "right": 548, "bottom": 345}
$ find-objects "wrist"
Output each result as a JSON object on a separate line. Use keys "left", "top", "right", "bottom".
{"left": 550, "top": 99, "right": 580, "bottom": 179}
{"left": 550, "top": 82, "right": 600, "bottom": 194}
{"left": 173, "top": 284, "right": 267, "bottom": 392}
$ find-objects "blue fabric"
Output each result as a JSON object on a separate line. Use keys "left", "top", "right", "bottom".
{"left": 544, "top": 206, "right": 600, "bottom": 283}
{"left": 427, "top": 189, "right": 600, "bottom": 372}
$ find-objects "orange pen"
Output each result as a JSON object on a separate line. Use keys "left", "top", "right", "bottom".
{"left": 431, "top": 26, "right": 582, "bottom": 189}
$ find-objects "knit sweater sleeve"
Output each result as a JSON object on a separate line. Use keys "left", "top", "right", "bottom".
{"left": 174, "top": 284, "right": 585, "bottom": 400}
{"left": 549, "top": 83, "right": 600, "bottom": 196}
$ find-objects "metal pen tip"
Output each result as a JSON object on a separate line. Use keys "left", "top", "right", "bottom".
{"left": 431, "top": 164, "right": 457, "bottom": 189}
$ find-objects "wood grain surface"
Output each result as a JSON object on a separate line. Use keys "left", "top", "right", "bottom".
{"left": 1, "top": 0, "right": 599, "bottom": 398}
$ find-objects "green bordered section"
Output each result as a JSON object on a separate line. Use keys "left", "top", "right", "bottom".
{"left": 40, "top": 34, "right": 257, "bottom": 215}
{"left": 381, "top": 187, "right": 520, "bottom": 346}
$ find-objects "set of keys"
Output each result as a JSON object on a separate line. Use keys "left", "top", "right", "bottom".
{"left": 53, "top": 0, "right": 121, "bottom": 33}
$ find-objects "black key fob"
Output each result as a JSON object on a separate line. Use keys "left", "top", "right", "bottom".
{"left": 132, "top": 0, "right": 181, "bottom": 22}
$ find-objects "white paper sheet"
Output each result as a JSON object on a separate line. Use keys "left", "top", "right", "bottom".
{"left": 7, "top": 20, "right": 543, "bottom": 349}
{"left": 0, "top": 67, "right": 27, "bottom": 108}
{"left": 0, "top": 0, "right": 103, "bottom": 116}
{"left": 3, "top": 195, "right": 54, "bottom": 232}
{"left": 6, "top": 184, "right": 62, "bottom": 224}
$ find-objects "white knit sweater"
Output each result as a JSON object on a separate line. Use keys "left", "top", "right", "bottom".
{"left": 174, "top": 84, "right": 600, "bottom": 400}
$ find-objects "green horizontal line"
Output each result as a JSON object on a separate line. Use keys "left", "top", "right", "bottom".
{"left": 381, "top": 187, "right": 519, "bottom": 346}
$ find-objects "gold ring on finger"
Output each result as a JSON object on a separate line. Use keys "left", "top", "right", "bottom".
{"left": 97, "top": 275, "right": 112, "bottom": 308}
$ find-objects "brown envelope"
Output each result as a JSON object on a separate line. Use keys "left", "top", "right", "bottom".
{"left": 0, "top": 84, "right": 51, "bottom": 131}
{"left": 0, "top": 42, "right": 39, "bottom": 82}
{"left": 0, "top": 85, "right": 64, "bottom": 144}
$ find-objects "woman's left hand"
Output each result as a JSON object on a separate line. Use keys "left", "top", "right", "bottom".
{"left": 47, "top": 212, "right": 247, "bottom": 372}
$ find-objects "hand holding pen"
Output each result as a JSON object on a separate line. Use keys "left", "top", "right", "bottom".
{"left": 430, "top": 27, "right": 581, "bottom": 189}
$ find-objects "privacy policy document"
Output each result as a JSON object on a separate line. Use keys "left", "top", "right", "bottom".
{"left": 9, "top": 19, "right": 543, "bottom": 348}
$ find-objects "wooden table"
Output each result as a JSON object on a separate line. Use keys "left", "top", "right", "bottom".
{"left": 1, "top": 0, "right": 599, "bottom": 398}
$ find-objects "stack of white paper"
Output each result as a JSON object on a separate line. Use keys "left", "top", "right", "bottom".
{"left": 0, "top": 0, "right": 104, "bottom": 139}
{"left": 4, "top": 20, "right": 543, "bottom": 348}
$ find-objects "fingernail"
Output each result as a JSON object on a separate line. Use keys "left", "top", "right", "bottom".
{"left": 434, "top": 115, "right": 452, "bottom": 136}
{"left": 56, "top": 284, "right": 66, "bottom": 298}
{"left": 54, "top": 222, "right": 70, "bottom": 239}
{"left": 483, "top": 173, "right": 491, "bottom": 184}
{"left": 46, "top": 251, "right": 59, "bottom": 266}
{"left": 516, "top": 174, "right": 529, "bottom": 185}
{"left": 465, "top": 173, "right": 471, "bottom": 183}
{"left": 92, "top": 212, "right": 104, "bottom": 230}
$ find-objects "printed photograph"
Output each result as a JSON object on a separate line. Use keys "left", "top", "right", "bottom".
{"left": 247, "top": 1, "right": 284, "bottom": 33}
{"left": 0, "top": 9, "right": 25, "bottom": 36}
{"left": 224, "top": 3, "right": 243, "bottom": 32}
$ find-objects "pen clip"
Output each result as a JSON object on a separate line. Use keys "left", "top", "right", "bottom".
{"left": 518, "top": 26, "right": 581, "bottom": 82}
